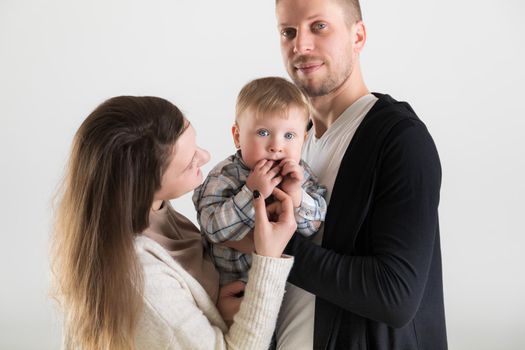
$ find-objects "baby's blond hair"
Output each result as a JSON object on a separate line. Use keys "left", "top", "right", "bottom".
{"left": 235, "top": 77, "right": 311, "bottom": 123}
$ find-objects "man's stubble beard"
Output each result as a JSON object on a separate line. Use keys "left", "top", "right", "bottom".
{"left": 290, "top": 60, "right": 353, "bottom": 98}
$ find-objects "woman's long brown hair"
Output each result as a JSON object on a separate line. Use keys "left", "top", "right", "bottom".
{"left": 51, "top": 96, "right": 186, "bottom": 349}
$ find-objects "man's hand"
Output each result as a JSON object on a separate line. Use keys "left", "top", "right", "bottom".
{"left": 246, "top": 159, "right": 282, "bottom": 199}
{"left": 279, "top": 158, "right": 304, "bottom": 207}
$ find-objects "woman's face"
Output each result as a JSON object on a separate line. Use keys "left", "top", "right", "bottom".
{"left": 154, "top": 123, "right": 210, "bottom": 201}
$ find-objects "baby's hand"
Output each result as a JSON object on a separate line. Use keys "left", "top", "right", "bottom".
{"left": 279, "top": 158, "right": 304, "bottom": 207}
{"left": 219, "top": 230, "right": 255, "bottom": 254}
{"left": 217, "top": 281, "right": 245, "bottom": 328}
{"left": 246, "top": 159, "right": 282, "bottom": 199}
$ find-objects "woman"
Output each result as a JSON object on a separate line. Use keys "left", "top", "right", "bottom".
{"left": 51, "top": 96, "right": 296, "bottom": 349}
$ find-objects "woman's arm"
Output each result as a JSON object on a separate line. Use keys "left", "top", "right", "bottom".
{"left": 138, "top": 188, "right": 296, "bottom": 349}
{"left": 138, "top": 251, "right": 292, "bottom": 350}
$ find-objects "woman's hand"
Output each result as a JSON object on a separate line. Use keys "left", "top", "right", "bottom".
{"left": 217, "top": 280, "right": 245, "bottom": 328}
{"left": 253, "top": 187, "right": 297, "bottom": 258}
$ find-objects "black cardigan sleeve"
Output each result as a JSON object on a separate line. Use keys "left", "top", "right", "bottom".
{"left": 285, "top": 119, "right": 442, "bottom": 328}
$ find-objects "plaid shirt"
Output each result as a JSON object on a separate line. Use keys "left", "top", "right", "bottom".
{"left": 193, "top": 151, "right": 326, "bottom": 285}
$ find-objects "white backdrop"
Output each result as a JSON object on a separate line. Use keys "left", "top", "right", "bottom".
{"left": 1, "top": 0, "right": 524, "bottom": 349}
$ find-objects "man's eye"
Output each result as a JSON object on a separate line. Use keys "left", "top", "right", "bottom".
{"left": 281, "top": 28, "right": 296, "bottom": 39}
{"left": 284, "top": 132, "right": 295, "bottom": 140}
{"left": 257, "top": 129, "right": 270, "bottom": 137}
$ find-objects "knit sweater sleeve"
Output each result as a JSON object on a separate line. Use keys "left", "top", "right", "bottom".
{"left": 224, "top": 254, "right": 293, "bottom": 349}
{"left": 137, "top": 245, "right": 293, "bottom": 350}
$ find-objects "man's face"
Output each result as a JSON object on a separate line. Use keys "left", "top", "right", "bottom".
{"left": 276, "top": 0, "right": 356, "bottom": 97}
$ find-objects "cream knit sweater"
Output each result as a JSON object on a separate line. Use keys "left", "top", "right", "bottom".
{"left": 134, "top": 235, "right": 293, "bottom": 349}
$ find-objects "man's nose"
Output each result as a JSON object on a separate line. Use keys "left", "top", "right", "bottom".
{"left": 293, "top": 30, "right": 314, "bottom": 54}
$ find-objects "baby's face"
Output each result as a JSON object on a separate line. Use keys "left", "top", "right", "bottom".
{"left": 232, "top": 107, "right": 308, "bottom": 169}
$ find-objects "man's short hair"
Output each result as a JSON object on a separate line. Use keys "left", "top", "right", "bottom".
{"left": 337, "top": 0, "right": 363, "bottom": 23}
{"left": 276, "top": 0, "right": 363, "bottom": 25}
{"left": 236, "top": 77, "right": 311, "bottom": 123}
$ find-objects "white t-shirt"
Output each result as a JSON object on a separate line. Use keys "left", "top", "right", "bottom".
{"left": 276, "top": 93, "right": 378, "bottom": 350}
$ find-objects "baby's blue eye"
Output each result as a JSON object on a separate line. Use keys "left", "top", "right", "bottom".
{"left": 313, "top": 22, "right": 327, "bottom": 31}
{"left": 257, "top": 129, "right": 270, "bottom": 137}
{"left": 284, "top": 132, "right": 295, "bottom": 140}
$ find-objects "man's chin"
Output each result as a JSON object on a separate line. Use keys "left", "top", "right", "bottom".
{"left": 300, "top": 83, "right": 333, "bottom": 97}
{"left": 292, "top": 79, "right": 325, "bottom": 97}
{"left": 290, "top": 72, "right": 341, "bottom": 97}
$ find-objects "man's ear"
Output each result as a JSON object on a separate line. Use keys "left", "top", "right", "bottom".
{"left": 232, "top": 123, "right": 241, "bottom": 149}
{"left": 353, "top": 20, "right": 367, "bottom": 53}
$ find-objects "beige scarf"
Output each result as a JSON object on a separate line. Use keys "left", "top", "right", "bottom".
{"left": 143, "top": 201, "right": 219, "bottom": 303}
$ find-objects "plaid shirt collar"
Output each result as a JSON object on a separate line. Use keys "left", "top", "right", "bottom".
{"left": 234, "top": 150, "right": 251, "bottom": 171}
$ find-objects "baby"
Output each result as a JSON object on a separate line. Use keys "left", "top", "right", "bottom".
{"left": 193, "top": 77, "right": 326, "bottom": 285}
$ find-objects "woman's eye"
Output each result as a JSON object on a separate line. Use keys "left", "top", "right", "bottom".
{"left": 186, "top": 154, "right": 197, "bottom": 170}
{"left": 257, "top": 129, "right": 270, "bottom": 137}
{"left": 284, "top": 132, "right": 295, "bottom": 140}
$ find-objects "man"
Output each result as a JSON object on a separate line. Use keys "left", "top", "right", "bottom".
{"left": 274, "top": 0, "right": 447, "bottom": 349}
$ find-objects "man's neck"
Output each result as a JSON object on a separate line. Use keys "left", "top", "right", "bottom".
{"left": 310, "top": 65, "right": 369, "bottom": 138}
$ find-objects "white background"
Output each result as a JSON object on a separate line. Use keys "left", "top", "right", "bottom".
{"left": 1, "top": 0, "right": 524, "bottom": 349}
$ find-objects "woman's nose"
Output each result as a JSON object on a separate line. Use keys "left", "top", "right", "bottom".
{"left": 197, "top": 147, "right": 210, "bottom": 166}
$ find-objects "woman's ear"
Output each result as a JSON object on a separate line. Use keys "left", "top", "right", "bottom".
{"left": 232, "top": 123, "right": 241, "bottom": 149}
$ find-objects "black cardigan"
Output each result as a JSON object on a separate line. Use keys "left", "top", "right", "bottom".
{"left": 285, "top": 93, "right": 447, "bottom": 349}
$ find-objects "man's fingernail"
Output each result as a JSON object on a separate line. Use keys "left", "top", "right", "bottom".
{"left": 253, "top": 190, "right": 261, "bottom": 199}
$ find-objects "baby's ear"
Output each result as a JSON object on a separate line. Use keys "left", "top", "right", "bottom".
{"left": 232, "top": 123, "right": 241, "bottom": 149}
